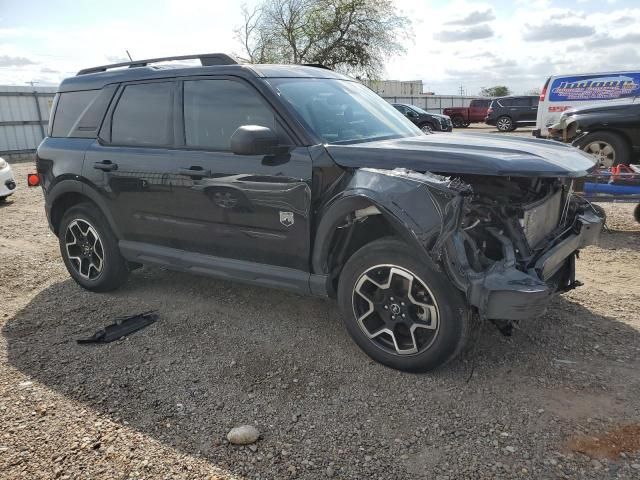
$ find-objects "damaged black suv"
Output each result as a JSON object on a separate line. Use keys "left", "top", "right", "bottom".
{"left": 37, "top": 53, "right": 604, "bottom": 372}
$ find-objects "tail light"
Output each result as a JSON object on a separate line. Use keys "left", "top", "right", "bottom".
{"left": 487, "top": 108, "right": 493, "bottom": 114}
{"left": 539, "top": 78, "right": 550, "bottom": 101}
{"left": 27, "top": 172, "right": 40, "bottom": 187}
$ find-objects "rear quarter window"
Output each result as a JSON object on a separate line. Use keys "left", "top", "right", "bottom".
{"left": 51, "top": 90, "right": 99, "bottom": 137}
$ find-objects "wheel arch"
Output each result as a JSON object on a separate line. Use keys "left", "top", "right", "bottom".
{"left": 312, "top": 178, "right": 447, "bottom": 296}
{"left": 579, "top": 127, "right": 633, "bottom": 148}
{"left": 48, "top": 181, "right": 121, "bottom": 239}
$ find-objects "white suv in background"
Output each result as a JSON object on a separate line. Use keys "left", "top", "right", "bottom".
{"left": 0, "top": 157, "right": 17, "bottom": 201}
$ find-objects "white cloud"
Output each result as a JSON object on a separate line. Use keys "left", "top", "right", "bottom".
{"left": 445, "top": 8, "right": 495, "bottom": 25}
{"left": 1, "top": 0, "right": 640, "bottom": 95}
{"left": 522, "top": 23, "right": 596, "bottom": 41}
{"left": 438, "top": 24, "right": 494, "bottom": 42}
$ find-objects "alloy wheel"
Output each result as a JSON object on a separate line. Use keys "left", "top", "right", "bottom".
{"left": 421, "top": 124, "right": 433, "bottom": 134}
{"left": 497, "top": 117, "right": 512, "bottom": 131}
{"left": 584, "top": 141, "right": 615, "bottom": 168}
{"left": 65, "top": 219, "right": 104, "bottom": 280}
{"left": 352, "top": 265, "right": 440, "bottom": 355}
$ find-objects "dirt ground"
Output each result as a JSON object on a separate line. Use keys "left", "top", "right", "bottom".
{"left": 1, "top": 159, "right": 639, "bottom": 480}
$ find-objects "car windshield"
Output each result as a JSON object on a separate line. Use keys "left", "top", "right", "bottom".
{"left": 408, "top": 105, "right": 429, "bottom": 115}
{"left": 266, "top": 78, "right": 421, "bottom": 144}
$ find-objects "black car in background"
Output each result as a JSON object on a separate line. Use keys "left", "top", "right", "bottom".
{"left": 485, "top": 95, "right": 539, "bottom": 132}
{"left": 549, "top": 102, "right": 640, "bottom": 168}
{"left": 392, "top": 103, "right": 452, "bottom": 133}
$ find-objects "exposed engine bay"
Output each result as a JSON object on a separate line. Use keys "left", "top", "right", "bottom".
{"left": 437, "top": 173, "right": 603, "bottom": 325}
{"left": 457, "top": 175, "right": 581, "bottom": 276}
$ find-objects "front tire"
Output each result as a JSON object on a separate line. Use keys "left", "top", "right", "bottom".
{"left": 420, "top": 123, "right": 434, "bottom": 134}
{"left": 337, "top": 238, "right": 471, "bottom": 372}
{"left": 575, "top": 131, "right": 631, "bottom": 168}
{"left": 59, "top": 203, "right": 129, "bottom": 292}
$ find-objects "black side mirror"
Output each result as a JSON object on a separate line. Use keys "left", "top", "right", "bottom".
{"left": 407, "top": 110, "right": 417, "bottom": 118}
{"left": 231, "top": 125, "right": 279, "bottom": 156}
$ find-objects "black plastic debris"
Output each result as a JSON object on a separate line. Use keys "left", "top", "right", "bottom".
{"left": 77, "top": 311, "right": 158, "bottom": 344}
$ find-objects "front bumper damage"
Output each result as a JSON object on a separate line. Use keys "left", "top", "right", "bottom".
{"left": 443, "top": 208, "right": 602, "bottom": 320}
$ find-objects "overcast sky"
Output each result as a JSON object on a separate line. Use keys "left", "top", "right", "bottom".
{"left": 1, "top": 0, "right": 639, "bottom": 95}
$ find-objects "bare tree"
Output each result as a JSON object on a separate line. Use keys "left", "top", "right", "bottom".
{"left": 234, "top": 0, "right": 411, "bottom": 78}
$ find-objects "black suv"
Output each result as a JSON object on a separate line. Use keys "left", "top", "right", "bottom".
{"left": 391, "top": 103, "right": 452, "bottom": 133}
{"left": 37, "top": 53, "right": 603, "bottom": 372}
{"left": 485, "top": 95, "right": 539, "bottom": 132}
{"left": 549, "top": 102, "right": 640, "bottom": 167}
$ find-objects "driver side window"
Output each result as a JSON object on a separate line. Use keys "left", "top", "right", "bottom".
{"left": 183, "top": 79, "right": 278, "bottom": 150}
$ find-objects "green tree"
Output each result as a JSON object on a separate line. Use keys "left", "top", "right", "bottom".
{"left": 479, "top": 86, "right": 511, "bottom": 97}
{"left": 235, "top": 0, "right": 411, "bottom": 78}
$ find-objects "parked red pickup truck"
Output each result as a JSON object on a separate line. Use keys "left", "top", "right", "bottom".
{"left": 443, "top": 99, "right": 492, "bottom": 128}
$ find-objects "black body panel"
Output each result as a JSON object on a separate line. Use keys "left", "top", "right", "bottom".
{"left": 37, "top": 58, "right": 605, "bottom": 323}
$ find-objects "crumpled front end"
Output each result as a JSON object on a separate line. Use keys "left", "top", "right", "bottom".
{"left": 548, "top": 113, "right": 581, "bottom": 143}
{"left": 437, "top": 175, "right": 604, "bottom": 320}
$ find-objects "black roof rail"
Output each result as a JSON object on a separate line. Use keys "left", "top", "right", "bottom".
{"left": 77, "top": 53, "right": 239, "bottom": 76}
{"left": 302, "top": 63, "right": 332, "bottom": 70}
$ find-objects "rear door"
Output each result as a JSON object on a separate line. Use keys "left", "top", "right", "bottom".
{"left": 84, "top": 80, "right": 180, "bottom": 248}
{"left": 169, "top": 77, "right": 312, "bottom": 270}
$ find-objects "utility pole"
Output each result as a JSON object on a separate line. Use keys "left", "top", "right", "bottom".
{"left": 458, "top": 85, "right": 465, "bottom": 96}
{"left": 25, "top": 81, "right": 45, "bottom": 141}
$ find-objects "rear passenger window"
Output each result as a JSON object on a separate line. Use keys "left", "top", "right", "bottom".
{"left": 183, "top": 79, "right": 276, "bottom": 150}
{"left": 513, "top": 97, "right": 530, "bottom": 106}
{"left": 499, "top": 98, "right": 513, "bottom": 107}
{"left": 51, "top": 90, "right": 98, "bottom": 137}
{"left": 111, "top": 82, "right": 173, "bottom": 146}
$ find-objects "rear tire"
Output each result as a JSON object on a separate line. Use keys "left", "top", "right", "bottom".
{"left": 337, "top": 238, "right": 471, "bottom": 372}
{"left": 451, "top": 116, "right": 465, "bottom": 128}
{"left": 496, "top": 116, "right": 514, "bottom": 132}
{"left": 634, "top": 203, "right": 640, "bottom": 224}
{"left": 59, "top": 203, "right": 129, "bottom": 292}
{"left": 575, "top": 131, "right": 631, "bottom": 168}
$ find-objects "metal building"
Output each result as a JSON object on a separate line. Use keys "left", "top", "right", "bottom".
{"left": 364, "top": 79, "right": 424, "bottom": 96}
{"left": 381, "top": 94, "right": 480, "bottom": 115}
{"left": 362, "top": 79, "right": 481, "bottom": 115}
{"left": 0, "top": 85, "right": 56, "bottom": 160}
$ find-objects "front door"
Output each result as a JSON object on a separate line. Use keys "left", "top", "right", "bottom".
{"left": 169, "top": 77, "right": 312, "bottom": 271}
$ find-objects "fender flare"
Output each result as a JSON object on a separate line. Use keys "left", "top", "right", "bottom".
{"left": 311, "top": 191, "right": 439, "bottom": 275}
{"left": 47, "top": 179, "right": 122, "bottom": 239}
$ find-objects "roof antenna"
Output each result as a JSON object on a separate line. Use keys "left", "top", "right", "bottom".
{"left": 126, "top": 50, "right": 133, "bottom": 61}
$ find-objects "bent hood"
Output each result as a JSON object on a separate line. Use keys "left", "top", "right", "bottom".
{"left": 325, "top": 133, "right": 597, "bottom": 177}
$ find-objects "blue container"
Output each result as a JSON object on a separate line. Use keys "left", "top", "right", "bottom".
{"left": 584, "top": 182, "right": 640, "bottom": 195}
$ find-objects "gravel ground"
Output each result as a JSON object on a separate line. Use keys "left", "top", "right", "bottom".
{"left": 1, "top": 160, "right": 640, "bottom": 480}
